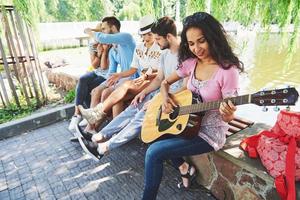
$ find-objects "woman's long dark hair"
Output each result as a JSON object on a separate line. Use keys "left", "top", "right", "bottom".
{"left": 179, "top": 12, "right": 244, "bottom": 72}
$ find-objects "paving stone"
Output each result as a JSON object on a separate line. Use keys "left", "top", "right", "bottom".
{"left": 25, "top": 191, "right": 40, "bottom": 200}
{"left": 0, "top": 190, "right": 10, "bottom": 200}
{"left": 9, "top": 185, "right": 25, "bottom": 199}
{"left": 0, "top": 121, "right": 216, "bottom": 200}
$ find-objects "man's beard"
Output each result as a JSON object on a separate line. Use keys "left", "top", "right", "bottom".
{"left": 160, "top": 42, "right": 170, "bottom": 50}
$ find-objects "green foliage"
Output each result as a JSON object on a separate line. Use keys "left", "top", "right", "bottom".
{"left": 209, "top": 0, "right": 300, "bottom": 28}
{"left": 2, "top": 0, "right": 299, "bottom": 55}
{"left": 186, "top": 0, "right": 205, "bottom": 15}
{"left": 109, "top": 0, "right": 124, "bottom": 16}
{"left": 0, "top": 100, "right": 35, "bottom": 124}
{"left": 64, "top": 89, "right": 75, "bottom": 103}
{"left": 88, "top": 0, "right": 105, "bottom": 21}
{"left": 2, "top": 0, "right": 299, "bottom": 26}
{"left": 140, "top": 0, "right": 155, "bottom": 17}
{"left": 11, "top": 0, "right": 45, "bottom": 27}
{"left": 56, "top": 0, "right": 75, "bottom": 21}
{"left": 153, "top": 0, "right": 162, "bottom": 18}
{"left": 118, "top": 0, "right": 141, "bottom": 20}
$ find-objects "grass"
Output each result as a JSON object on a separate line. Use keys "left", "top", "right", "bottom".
{"left": 64, "top": 89, "right": 75, "bottom": 103}
{"left": 0, "top": 101, "right": 36, "bottom": 124}
{"left": 0, "top": 86, "right": 76, "bottom": 124}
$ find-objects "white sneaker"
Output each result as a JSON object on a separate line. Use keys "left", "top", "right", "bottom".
{"left": 79, "top": 119, "right": 88, "bottom": 127}
{"left": 68, "top": 115, "right": 82, "bottom": 132}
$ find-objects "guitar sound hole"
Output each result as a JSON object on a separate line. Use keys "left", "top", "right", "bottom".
{"left": 169, "top": 106, "right": 179, "bottom": 120}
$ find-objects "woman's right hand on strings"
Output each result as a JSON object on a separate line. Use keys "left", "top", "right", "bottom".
{"left": 162, "top": 95, "right": 177, "bottom": 114}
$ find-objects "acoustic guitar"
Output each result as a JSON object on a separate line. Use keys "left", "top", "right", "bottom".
{"left": 141, "top": 87, "right": 299, "bottom": 143}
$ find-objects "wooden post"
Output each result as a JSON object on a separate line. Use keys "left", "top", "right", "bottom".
{"left": 0, "top": 72, "right": 9, "bottom": 105}
{"left": 14, "top": 10, "right": 41, "bottom": 107}
{"left": 4, "top": 33, "right": 20, "bottom": 82}
{"left": 3, "top": 9, "right": 30, "bottom": 106}
{"left": 8, "top": 9, "right": 31, "bottom": 105}
{"left": 0, "top": 90, "right": 6, "bottom": 107}
{"left": 21, "top": 62, "right": 33, "bottom": 97}
{"left": 27, "top": 25, "right": 47, "bottom": 91}
{"left": 25, "top": 24, "right": 46, "bottom": 101}
{"left": 0, "top": 37, "right": 20, "bottom": 107}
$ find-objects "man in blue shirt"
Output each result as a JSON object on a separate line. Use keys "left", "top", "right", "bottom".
{"left": 82, "top": 16, "right": 137, "bottom": 133}
{"left": 85, "top": 16, "right": 136, "bottom": 82}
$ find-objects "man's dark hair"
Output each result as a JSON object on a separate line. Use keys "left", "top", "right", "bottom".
{"left": 151, "top": 17, "right": 177, "bottom": 37}
{"left": 102, "top": 16, "right": 121, "bottom": 31}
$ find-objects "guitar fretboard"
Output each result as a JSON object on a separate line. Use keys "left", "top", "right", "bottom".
{"left": 178, "top": 94, "right": 251, "bottom": 115}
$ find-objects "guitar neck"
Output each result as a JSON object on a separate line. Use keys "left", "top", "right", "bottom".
{"left": 178, "top": 94, "right": 251, "bottom": 115}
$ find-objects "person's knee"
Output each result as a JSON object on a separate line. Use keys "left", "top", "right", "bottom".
{"left": 79, "top": 74, "right": 91, "bottom": 83}
{"left": 122, "top": 80, "right": 133, "bottom": 88}
{"left": 101, "top": 88, "right": 113, "bottom": 100}
{"left": 91, "top": 86, "right": 103, "bottom": 96}
{"left": 145, "top": 144, "right": 160, "bottom": 164}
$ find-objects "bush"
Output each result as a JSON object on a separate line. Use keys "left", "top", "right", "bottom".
{"left": 0, "top": 103, "right": 35, "bottom": 124}
{"left": 64, "top": 89, "right": 75, "bottom": 103}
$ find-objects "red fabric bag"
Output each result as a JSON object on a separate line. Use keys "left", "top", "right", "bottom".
{"left": 240, "top": 110, "right": 300, "bottom": 200}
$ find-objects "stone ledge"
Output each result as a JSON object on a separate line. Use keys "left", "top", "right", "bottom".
{"left": 0, "top": 104, "right": 75, "bottom": 140}
{"left": 45, "top": 70, "right": 78, "bottom": 91}
{"left": 191, "top": 123, "right": 300, "bottom": 200}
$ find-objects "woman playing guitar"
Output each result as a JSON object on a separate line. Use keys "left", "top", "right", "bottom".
{"left": 142, "top": 12, "right": 244, "bottom": 199}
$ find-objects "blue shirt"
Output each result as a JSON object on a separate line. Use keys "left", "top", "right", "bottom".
{"left": 94, "top": 32, "right": 137, "bottom": 78}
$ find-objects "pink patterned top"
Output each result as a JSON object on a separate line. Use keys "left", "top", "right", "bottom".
{"left": 177, "top": 58, "right": 239, "bottom": 150}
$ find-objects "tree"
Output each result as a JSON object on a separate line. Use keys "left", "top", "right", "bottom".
{"left": 44, "top": 0, "right": 59, "bottom": 22}
{"left": 56, "top": 0, "right": 76, "bottom": 22}
{"left": 88, "top": 0, "right": 105, "bottom": 21}
{"left": 118, "top": 1, "right": 141, "bottom": 20}
{"left": 140, "top": 0, "right": 154, "bottom": 17}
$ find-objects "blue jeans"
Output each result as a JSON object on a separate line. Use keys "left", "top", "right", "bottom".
{"left": 142, "top": 136, "right": 214, "bottom": 200}
{"left": 75, "top": 71, "right": 106, "bottom": 108}
{"left": 99, "top": 92, "right": 156, "bottom": 150}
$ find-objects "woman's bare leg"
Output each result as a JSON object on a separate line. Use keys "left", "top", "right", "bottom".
{"left": 79, "top": 79, "right": 151, "bottom": 129}
{"left": 101, "top": 87, "right": 114, "bottom": 102}
{"left": 101, "top": 80, "right": 150, "bottom": 113}
{"left": 112, "top": 101, "right": 124, "bottom": 118}
{"left": 85, "top": 85, "right": 105, "bottom": 132}
{"left": 74, "top": 106, "right": 80, "bottom": 115}
{"left": 90, "top": 85, "right": 105, "bottom": 108}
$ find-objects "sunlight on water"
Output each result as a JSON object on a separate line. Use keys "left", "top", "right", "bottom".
{"left": 244, "top": 35, "right": 298, "bottom": 90}
{"left": 233, "top": 33, "right": 300, "bottom": 123}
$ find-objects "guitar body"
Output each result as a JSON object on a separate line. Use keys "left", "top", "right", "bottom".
{"left": 141, "top": 90, "right": 197, "bottom": 143}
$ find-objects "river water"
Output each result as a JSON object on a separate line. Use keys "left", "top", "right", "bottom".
{"left": 232, "top": 33, "right": 300, "bottom": 124}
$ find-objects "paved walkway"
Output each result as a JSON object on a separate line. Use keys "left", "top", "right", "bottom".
{"left": 0, "top": 121, "right": 216, "bottom": 200}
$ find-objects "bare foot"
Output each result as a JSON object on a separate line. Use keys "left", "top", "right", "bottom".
{"left": 179, "top": 163, "right": 196, "bottom": 188}
{"left": 92, "top": 134, "right": 108, "bottom": 143}
{"left": 97, "top": 142, "right": 109, "bottom": 155}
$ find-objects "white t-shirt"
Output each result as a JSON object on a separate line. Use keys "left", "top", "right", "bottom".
{"left": 159, "top": 49, "right": 183, "bottom": 93}
{"left": 131, "top": 42, "right": 161, "bottom": 75}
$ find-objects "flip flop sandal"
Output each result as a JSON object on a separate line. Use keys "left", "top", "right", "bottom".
{"left": 177, "top": 164, "right": 197, "bottom": 190}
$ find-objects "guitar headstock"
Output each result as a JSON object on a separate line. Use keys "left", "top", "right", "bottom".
{"left": 251, "top": 87, "right": 299, "bottom": 106}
